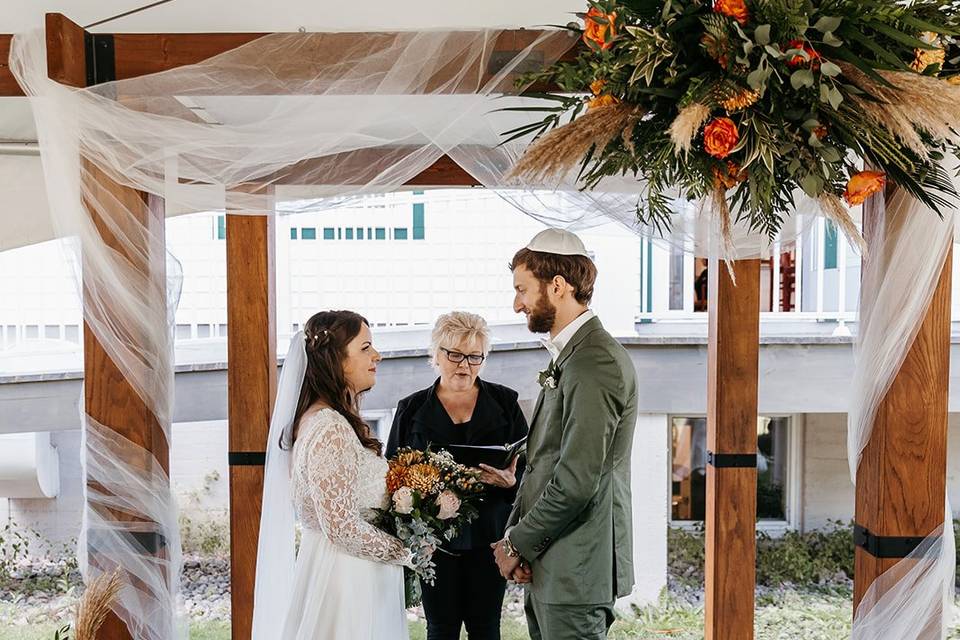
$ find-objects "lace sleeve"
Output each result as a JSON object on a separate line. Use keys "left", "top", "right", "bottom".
{"left": 302, "top": 414, "right": 411, "bottom": 566}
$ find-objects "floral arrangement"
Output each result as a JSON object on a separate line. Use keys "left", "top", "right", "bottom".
{"left": 508, "top": 0, "right": 960, "bottom": 248}
{"left": 373, "top": 447, "right": 485, "bottom": 607}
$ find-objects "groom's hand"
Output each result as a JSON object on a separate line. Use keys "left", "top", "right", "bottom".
{"left": 511, "top": 562, "right": 532, "bottom": 584}
{"left": 491, "top": 538, "right": 521, "bottom": 578}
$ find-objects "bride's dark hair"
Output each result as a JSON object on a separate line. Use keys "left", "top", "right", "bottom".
{"left": 288, "top": 310, "right": 383, "bottom": 454}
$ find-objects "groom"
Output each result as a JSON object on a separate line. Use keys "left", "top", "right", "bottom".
{"left": 492, "top": 229, "right": 638, "bottom": 640}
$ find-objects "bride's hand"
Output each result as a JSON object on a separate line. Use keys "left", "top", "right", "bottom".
{"left": 477, "top": 457, "right": 519, "bottom": 488}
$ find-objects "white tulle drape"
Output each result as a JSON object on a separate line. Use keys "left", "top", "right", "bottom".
{"left": 8, "top": 20, "right": 958, "bottom": 640}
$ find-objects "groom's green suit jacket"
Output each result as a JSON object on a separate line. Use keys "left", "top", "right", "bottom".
{"left": 506, "top": 315, "right": 638, "bottom": 605}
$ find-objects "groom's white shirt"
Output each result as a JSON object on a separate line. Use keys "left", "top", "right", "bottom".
{"left": 541, "top": 309, "right": 595, "bottom": 362}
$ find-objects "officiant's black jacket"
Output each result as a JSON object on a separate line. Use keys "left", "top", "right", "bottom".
{"left": 386, "top": 378, "right": 528, "bottom": 551}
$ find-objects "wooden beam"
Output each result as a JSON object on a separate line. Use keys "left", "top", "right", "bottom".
{"left": 705, "top": 257, "right": 760, "bottom": 640}
{"left": 48, "top": 14, "right": 171, "bottom": 640}
{"left": 264, "top": 149, "right": 481, "bottom": 187}
{"left": 854, "top": 193, "right": 951, "bottom": 634}
{"left": 0, "top": 35, "right": 24, "bottom": 96}
{"left": 2, "top": 25, "right": 580, "bottom": 96}
{"left": 226, "top": 202, "right": 277, "bottom": 640}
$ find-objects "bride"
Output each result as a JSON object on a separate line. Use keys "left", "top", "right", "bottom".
{"left": 251, "top": 310, "right": 422, "bottom": 639}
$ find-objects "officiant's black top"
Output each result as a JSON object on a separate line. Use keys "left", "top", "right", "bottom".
{"left": 386, "top": 377, "right": 528, "bottom": 551}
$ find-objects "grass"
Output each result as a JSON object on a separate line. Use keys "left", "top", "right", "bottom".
{"left": 6, "top": 588, "right": 960, "bottom": 639}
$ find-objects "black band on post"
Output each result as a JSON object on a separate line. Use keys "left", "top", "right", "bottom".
{"left": 706, "top": 451, "right": 757, "bottom": 468}
{"left": 84, "top": 33, "right": 116, "bottom": 86}
{"left": 229, "top": 451, "right": 267, "bottom": 466}
{"left": 854, "top": 524, "right": 926, "bottom": 559}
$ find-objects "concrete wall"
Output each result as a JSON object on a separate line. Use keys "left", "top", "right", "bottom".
{"left": 801, "top": 413, "right": 960, "bottom": 531}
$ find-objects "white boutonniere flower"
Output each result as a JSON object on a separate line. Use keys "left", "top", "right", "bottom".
{"left": 537, "top": 364, "right": 559, "bottom": 390}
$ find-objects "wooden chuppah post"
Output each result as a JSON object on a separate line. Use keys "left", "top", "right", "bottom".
{"left": 45, "top": 13, "right": 171, "bottom": 640}
{"left": 854, "top": 192, "right": 952, "bottom": 633}
{"left": 225, "top": 190, "right": 277, "bottom": 640}
{"left": 705, "top": 257, "right": 760, "bottom": 640}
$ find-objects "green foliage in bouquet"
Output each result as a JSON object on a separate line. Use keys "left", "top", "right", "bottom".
{"left": 508, "top": 0, "right": 960, "bottom": 242}
{"left": 373, "top": 448, "right": 486, "bottom": 607}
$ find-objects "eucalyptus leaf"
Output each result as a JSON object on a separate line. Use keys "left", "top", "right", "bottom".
{"left": 755, "top": 24, "right": 771, "bottom": 46}
{"left": 802, "top": 119, "right": 820, "bottom": 131}
{"left": 828, "top": 86, "right": 843, "bottom": 109}
{"left": 823, "top": 31, "right": 843, "bottom": 47}
{"left": 820, "top": 61, "right": 842, "bottom": 77}
{"left": 808, "top": 131, "right": 824, "bottom": 148}
{"left": 819, "top": 83, "right": 831, "bottom": 103}
{"left": 747, "top": 68, "right": 769, "bottom": 91}
{"left": 814, "top": 16, "right": 842, "bottom": 33}
{"left": 821, "top": 146, "right": 842, "bottom": 163}
{"left": 800, "top": 173, "right": 824, "bottom": 197}
{"left": 791, "top": 68, "right": 815, "bottom": 89}
{"left": 764, "top": 44, "right": 784, "bottom": 58}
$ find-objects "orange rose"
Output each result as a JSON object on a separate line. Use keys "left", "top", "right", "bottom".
{"left": 583, "top": 7, "right": 617, "bottom": 50}
{"left": 713, "top": 161, "right": 748, "bottom": 189}
{"left": 813, "top": 125, "right": 828, "bottom": 140}
{"left": 713, "top": 0, "right": 749, "bottom": 25}
{"left": 703, "top": 117, "right": 740, "bottom": 159}
{"left": 786, "top": 39, "right": 821, "bottom": 69}
{"left": 843, "top": 171, "right": 886, "bottom": 206}
{"left": 588, "top": 94, "right": 620, "bottom": 109}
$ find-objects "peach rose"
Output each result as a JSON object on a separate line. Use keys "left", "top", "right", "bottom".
{"left": 843, "top": 171, "right": 886, "bottom": 206}
{"left": 703, "top": 117, "right": 740, "bottom": 159}
{"left": 786, "top": 39, "right": 821, "bottom": 69}
{"left": 392, "top": 487, "right": 414, "bottom": 514}
{"left": 713, "top": 0, "right": 749, "bottom": 25}
{"left": 583, "top": 7, "right": 617, "bottom": 50}
{"left": 436, "top": 490, "right": 461, "bottom": 520}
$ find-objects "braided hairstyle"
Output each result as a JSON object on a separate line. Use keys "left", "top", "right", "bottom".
{"left": 289, "top": 310, "right": 383, "bottom": 455}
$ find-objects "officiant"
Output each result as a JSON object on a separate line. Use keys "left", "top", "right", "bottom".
{"left": 386, "top": 311, "right": 528, "bottom": 640}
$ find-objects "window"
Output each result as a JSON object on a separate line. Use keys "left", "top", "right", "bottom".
{"left": 44, "top": 325, "right": 60, "bottom": 339}
{"left": 338, "top": 228, "right": 342, "bottom": 240}
{"left": 357, "top": 228, "right": 364, "bottom": 240}
{"left": 824, "top": 220, "right": 838, "bottom": 269}
{"left": 175, "top": 324, "right": 192, "bottom": 340}
{"left": 291, "top": 323, "right": 300, "bottom": 332}
{"left": 394, "top": 228, "right": 408, "bottom": 240}
{"left": 375, "top": 228, "right": 386, "bottom": 240}
{"left": 668, "top": 245, "right": 684, "bottom": 310}
{"left": 345, "top": 228, "right": 354, "bottom": 240}
{"left": 413, "top": 203, "right": 425, "bottom": 240}
{"left": 323, "top": 228, "right": 335, "bottom": 240}
{"left": 301, "top": 227, "right": 317, "bottom": 240}
{"left": 412, "top": 189, "right": 425, "bottom": 196}
{"left": 218, "top": 324, "right": 228, "bottom": 337}
{"left": 290, "top": 228, "right": 298, "bottom": 240}
{"left": 64, "top": 325, "right": 80, "bottom": 343}
{"left": 25, "top": 325, "right": 39, "bottom": 340}
{"left": 197, "top": 324, "right": 211, "bottom": 338}
{"left": 671, "top": 415, "right": 789, "bottom": 522}
{"left": 367, "top": 227, "right": 373, "bottom": 239}
{"left": 216, "top": 215, "right": 226, "bottom": 240}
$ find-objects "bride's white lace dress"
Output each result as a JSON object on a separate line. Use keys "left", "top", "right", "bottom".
{"left": 281, "top": 408, "right": 411, "bottom": 639}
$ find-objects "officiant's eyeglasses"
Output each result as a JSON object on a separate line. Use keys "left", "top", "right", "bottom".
{"left": 439, "top": 347, "right": 485, "bottom": 366}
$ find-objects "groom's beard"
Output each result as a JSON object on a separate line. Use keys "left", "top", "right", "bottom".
{"left": 526, "top": 285, "right": 557, "bottom": 334}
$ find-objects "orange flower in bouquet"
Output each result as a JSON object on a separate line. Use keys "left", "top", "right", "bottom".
{"left": 713, "top": 161, "right": 747, "bottom": 189}
{"left": 844, "top": 171, "right": 886, "bottom": 206}
{"left": 703, "top": 117, "right": 739, "bottom": 159}
{"left": 786, "top": 39, "right": 821, "bottom": 69}
{"left": 713, "top": 0, "right": 749, "bottom": 25}
{"left": 583, "top": 7, "right": 617, "bottom": 50}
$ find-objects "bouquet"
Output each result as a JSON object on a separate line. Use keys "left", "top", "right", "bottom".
{"left": 372, "top": 447, "right": 486, "bottom": 607}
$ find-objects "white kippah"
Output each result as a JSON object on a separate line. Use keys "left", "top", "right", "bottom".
{"left": 525, "top": 228, "right": 591, "bottom": 258}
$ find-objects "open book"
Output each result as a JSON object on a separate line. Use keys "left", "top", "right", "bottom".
{"left": 444, "top": 436, "right": 528, "bottom": 470}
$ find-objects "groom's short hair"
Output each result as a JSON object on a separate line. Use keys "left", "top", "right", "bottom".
{"left": 509, "top": 248, "right": 597, "bottom": 305}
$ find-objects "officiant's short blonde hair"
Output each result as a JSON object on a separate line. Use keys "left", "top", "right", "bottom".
{"left": 429, "top": 311, "right": 491, "bottom": 366}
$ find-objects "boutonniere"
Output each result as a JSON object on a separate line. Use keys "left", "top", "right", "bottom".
{"left": 537, "top": 363, "right": 559, "bottom": 390}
